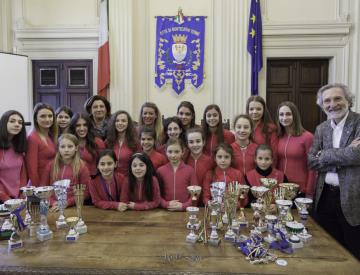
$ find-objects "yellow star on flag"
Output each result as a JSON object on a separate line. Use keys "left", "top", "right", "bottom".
{"left": 250, "top": 28, "right": 256, "bottom": 38}
{"left": 251, "top": 14, "right": 256, "bottom": 24}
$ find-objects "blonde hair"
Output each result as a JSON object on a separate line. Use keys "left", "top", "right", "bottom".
{"left": 52, "top": 133, "right": 82, "bottom": 182}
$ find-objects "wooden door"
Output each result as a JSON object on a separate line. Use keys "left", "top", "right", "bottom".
{"left": 33, "top": 60, "right": 92, "bottom": 113}
{"left": 266, "top": 59, "right": 328, "bottom": 133}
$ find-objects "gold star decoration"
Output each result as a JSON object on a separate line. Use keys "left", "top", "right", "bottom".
{"left": 250, "top": 28, "right": 255, "bottom": 38}
{"left": 251, "top": 14, "right": 256, "bottom": 24}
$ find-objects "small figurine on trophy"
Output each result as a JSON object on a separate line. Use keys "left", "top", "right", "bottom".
{"left": 237, "top": 185, "right": 250, "bottom": 228}
{"left": 294, "top": 197, "right": 313, "bottom": 242}
{"left": 185, "top": 206, "right": 200, "bottom": 243}
{"left": 73, "top": 184, "right": 87, "bottom": 234}
{"left": 65, "top": 216, "right": 80, "bottom": 242}
{"left": 34, "top": 186, "right": 54, "bottom": 241}
{"left": 4, "top": 199, "right": 26, "bottom": 250}
{"left": 53, "top": 179, "right": 71, "bottom": 229}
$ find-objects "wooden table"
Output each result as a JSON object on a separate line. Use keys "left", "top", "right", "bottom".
{"left": 0, "top": 206, "right": 358, "bottom": 274}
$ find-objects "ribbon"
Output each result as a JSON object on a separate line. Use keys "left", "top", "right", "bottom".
{"left": 11, "top": 204, "right": 27, "bottom": 231}
{"left": 269, "top": 229, "right": 293, "bottom": 254}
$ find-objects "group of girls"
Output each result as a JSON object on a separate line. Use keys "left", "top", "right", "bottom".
{"left": 0, "top": 94, "right": 315, "bottom": 212}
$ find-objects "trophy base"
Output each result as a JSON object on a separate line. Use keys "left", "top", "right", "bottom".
{"left": 256, "top": 225, "right": 267, "bottom": 232}
{"left": 231, "top": 225, "right": 241, "bottom": 235}
{"left": 37, "top": 230, "right": 53, "bottom": 241}
{"left": 66, "top": 232, "right": 79, "bottom": 242}
{"left": 224, "top": 232, "right": 236, "bottom": 243}
{"left": 56, "top": 220, "right": 68, "bottom": 229}
{"left": 264, "top": 235, "right": 276, "bottom": 243}
{"left": 208, "top": 238, "right": 221, "bottom": 246}
{"left": 8, "top": 239, "right": 23, "bottom": 250}
{"left": 186, "top": 234, "right": 198, "bottom": 244}
{"left": 239, "top": 221, "right": 248, "bottom": 228}
{"left": 290, "top": 240, "right": 304, "bottom": 249}
{"left": 186, "top": 222, "right": 200, "bottom": 230}
{"left": 298, "top": 233, "right": 312, "bottom": 242}
{"left": 76, "top": 224, "right": 87, "bottom": 234}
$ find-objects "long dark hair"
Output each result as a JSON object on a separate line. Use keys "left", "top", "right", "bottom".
{"left": 177, "top": 101, "right": 196, "bottom": 128}
{"left": 55, "top": 105, "right": 73, "bottom": 134}
{"left": 202, "top": 104, "right": 225, "bottom": 143}
{"left": 33, "top": 102, "right": 58, "bottom": 144}
{"left": 276, "top": 101, "right": 305, "bottom": 137}
{"left": 106, "top": 110, "right": 138, "bottom": 150}
{"left": 163, "top": 116, "right": 186, "bottom": 144}
{"left": 246, "top": 96, "right": 275, "bottom": 144}
{"left": 69, "top": 112, "right": 98, "bottom": 157}
{"left": 94, "top": 149, "right": 118, "bottom": 178}
{"left": 0, "top": 110, "right": 27, "bottom": 153}
{"left": 128, "top": 152, "right": 155, "bottom": 201}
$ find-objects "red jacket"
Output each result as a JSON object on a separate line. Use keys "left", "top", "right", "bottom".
{"left": 0, "top": 148, "right": 27, "bottom": 202}
{"left": 128, "top": 176, "right": 161, "bottom": 210}
{"left": 89, "top": 173, "right": 129, "bottom": 210}
{"left": 157, "top": 161, "right": 198, "bottom": 210}
{"left": 252, "top": 122, "right": 278, "bottom": 166}
{"left": 147, "top": 149, "right": 168, "bottom": 170}
{"left": 25, "top": 131, "right": 56, "bottom": 186}
{"left": 204, "top": 129, "right": 235, "bottom": 156}
{"left": 41, "top": 161, "right": 90, "bottom": 207}
{"left": 231, "top": 142, "right": 257, "bottom": 175}
{"left": 277, "top": 131, "right": 316, "bottom": 197}
{"left": 79, "top": 138, "right": 105, "bottom": 176}
{"left": 112, "top": 141, "right": 140, "bottom": 176}
{"left": 202, "top": 166, "right": 247, "bottom": 206}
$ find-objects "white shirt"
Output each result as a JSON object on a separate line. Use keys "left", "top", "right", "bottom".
{"left": 325, "top": 111, "right": 349, "bottom": 186}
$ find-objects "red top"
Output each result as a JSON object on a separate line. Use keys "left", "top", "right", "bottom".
{"left": 41, "top": 161, "right": 90, "bottom": 207}
{"left": 79, "top": 138, "right": 105, "bottom": 176}
{"left": 112, "top": 141, "right": 140, "bottom": 176}
{"left": 128, "top": 176, "right": 161, "bottom": 210}
{"left": 25, "top": 131, "right": 56, "bottom": 186}
{"left": 0, "top": 148, "right": 27, "bottom": 202}
{"left": 185, "top": 153, "right": 215, "bottom": 203}
{"left": 157, "top": 161, "right": 198, "bottom": 210}
{"left": 89, "top": 173, "right": 129, "bottom": 210}
{"left": 246, "top": 167, "right": 285, "bottom": 187}
{"left": 252, "top": 121, "right": 278, "bottom": 166}
{"left": 202, "top": 166, "right": 247, "bottom": 206}
{"left": 231, "top": 142, "right": 257, "bottom": 175}
{"left": 147, "top": 149, "right": 168, "bottom": 170}
{"left": 204, "top": 129, "right": 235, "bottom": 156}
{"left": 277, "top": 131, "right": 316, "bottom": 197}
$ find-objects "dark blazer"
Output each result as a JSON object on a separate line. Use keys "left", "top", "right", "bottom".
{"left": 308, "top": 111, "right": 360, "bottom": 226}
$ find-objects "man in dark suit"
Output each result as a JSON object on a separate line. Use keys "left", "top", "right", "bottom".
{"left": 308, "top": 83, "right": 360, "bottom": 260}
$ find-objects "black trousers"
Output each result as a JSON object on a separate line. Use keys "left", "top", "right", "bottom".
{"left": 316, "top": 184, "right": 360, "bottom": 261}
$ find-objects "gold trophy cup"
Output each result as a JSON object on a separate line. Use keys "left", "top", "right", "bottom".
{"left": 73, "top": 184, "right": 87, "bottom": 234}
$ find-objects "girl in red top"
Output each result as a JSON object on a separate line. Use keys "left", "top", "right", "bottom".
{"left": 137, "top": 102, "right": 164, "bottom": 146}
{"left": 69, "top": 113, "right": 105, "bottom": 176}
{"left": 55, "top": 105, "right": 73, "bottom": 136}
{"left": 246, "top": 96, "right": 278, "bottom": 165}
{"left": 89, "top": 149, "right": 129, "bottom": 211}
{"left": 41, "top": 134, "right": 90, "bottom": 210}
{"left": 26, "top": 103, "right": 57, "bottom": 186}
{"left": 276, "top": 101, "right": 316, "bottom": 198}
{"left": 202, "top": 143, "right": 247, "bottom": 206}
{"left": 185, "top": 128, "right": 215, "bottom": 204}
{"left": 231, "top": 114, "right": 257, "bottom": 175}
{"left": 202, "top": 104, "right": 235, "bottom": 157}
{"left": 177, "top": 101, "right": 198, "bottom": 130}
{"left": 127, "top": 152, "right": 161, "bottom": 210}
{"left": 139, "top": 127, "right": 167, "bottom": 170}
{"left": 157, "top": 139, "right": 198, "bottom": 211}
{"left": 0, "top": 110, "right": 27, "bottom": 202}
{"left": 106, "top": 110, "right": 139, "bottom": 176}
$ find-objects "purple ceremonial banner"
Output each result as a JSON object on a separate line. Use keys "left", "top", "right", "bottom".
{"left": 155, "top": 16, "right": 205, "bottom": 95}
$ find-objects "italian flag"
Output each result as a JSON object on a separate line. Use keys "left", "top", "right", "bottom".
{"left": 98, "top": 0, "right": 110, "bottom": 97}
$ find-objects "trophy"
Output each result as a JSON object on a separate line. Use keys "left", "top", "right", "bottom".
{"left": 73, "top": 184, "right": 87, "bottom": 234}
{"left": 276, "top": 183, "right": 299, "bottom": 221}
{"left": 20, "top": 186, "right": 40, "bottom": 237}
{"left": 294, "top": 197, "right": 313, "bottom": 241}
{"left": 237, "top": 185, "right": 250, "bottom": 228}
{"left": 65, "top": 217, "right": 79, "bottom": 242}
{"left": 260, "top": 178, "right": 277, "bottom": 212}
{"left": 275, "top": 199, "right": 293, "bottom": 225}
{"left": 187, "top": 185, "right": 202, "bottom": 206}
{"left": 4, "top": 199, "right": 26, "bottom": 250}
{"left": 207, "top": 200, "right": 221, "bottom": 246}
{"left": 53, "top": 179, "right": 71, "bottom": 229}
{"left": 285, "top": 221, "right": 304, "bottom": 249}
{"left": 264, "top": 214, "right": 278, "bottom": 243}
{"left": 210, "top": 182, "right": 226, "bottom": 229}
{"left": 250, "top": 186, "right": 269, "bottom": 232}
{"left": 224, "top": 182, "right": 240, "bottom": 242}
{"left": 185, "top": 206, "right": 200, "bottom": 243}
{"left": 34, "top": 186, "right": 54, "bottom": 241}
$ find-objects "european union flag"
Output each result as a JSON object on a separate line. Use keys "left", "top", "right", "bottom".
{"left": 247, "top": 0, "right": 263, "bottom": 95}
